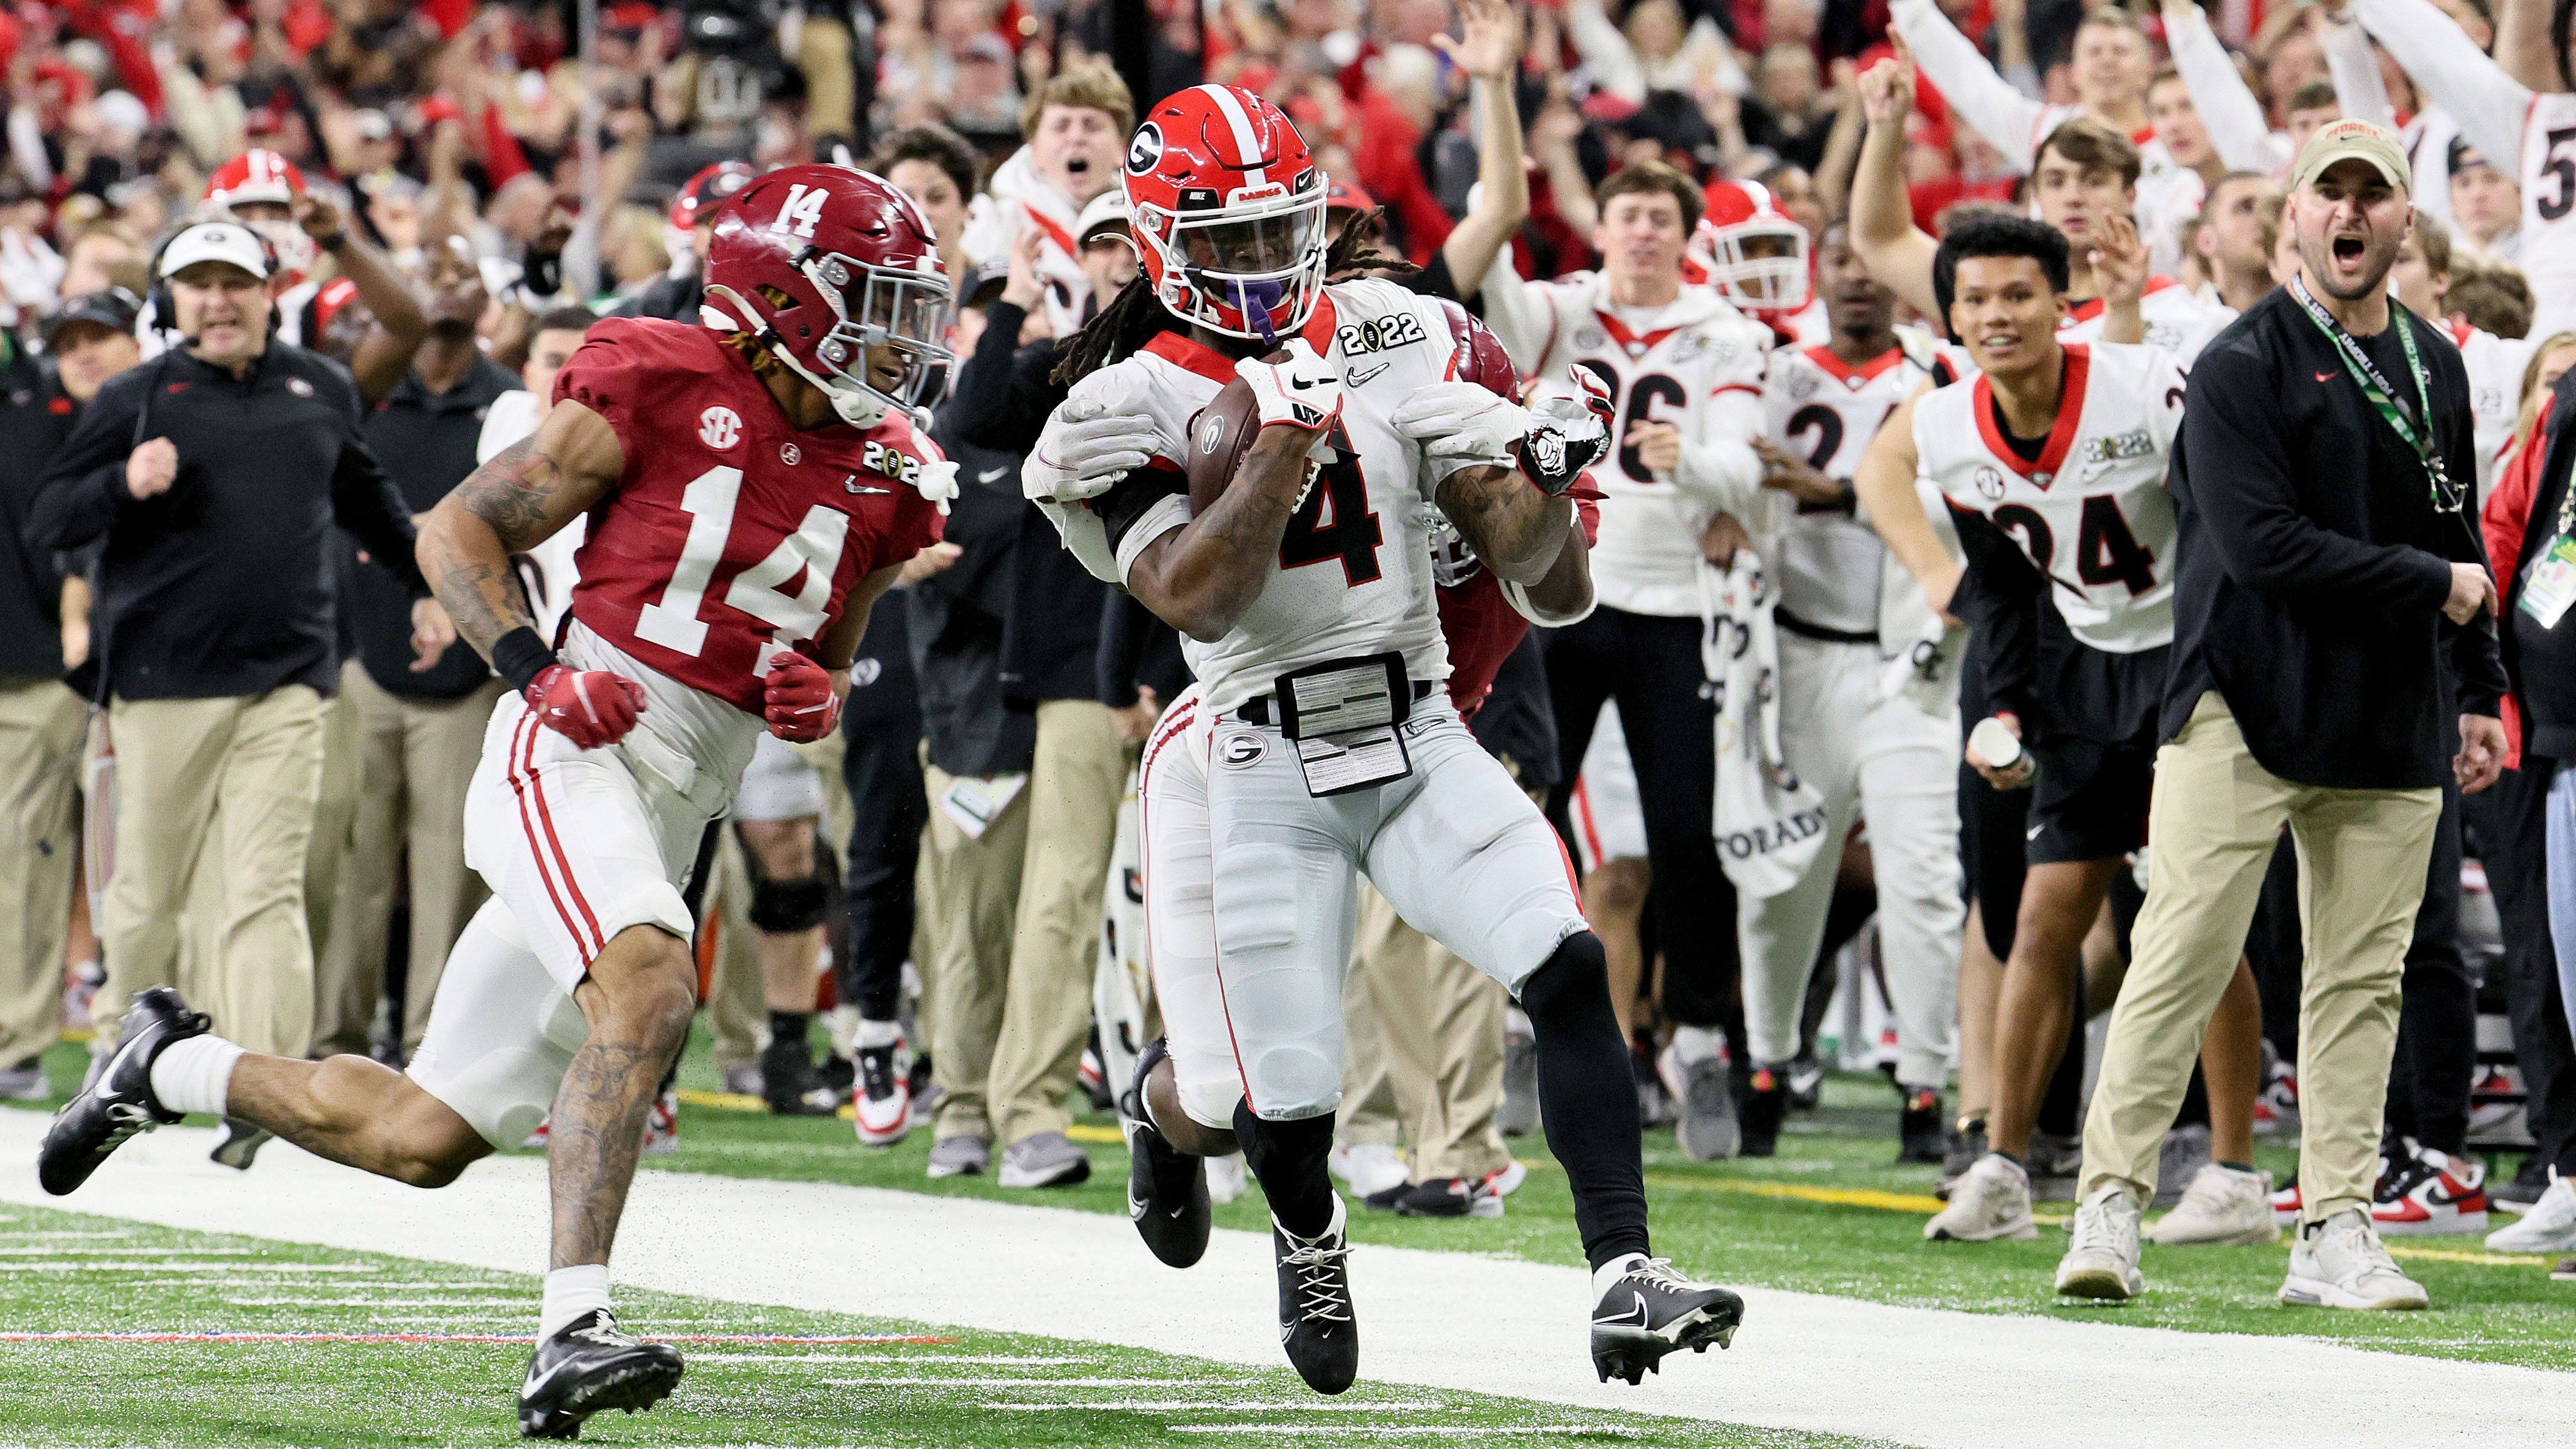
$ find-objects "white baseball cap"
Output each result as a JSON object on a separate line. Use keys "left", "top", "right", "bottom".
{"left": 160, "top": 221, "right": 271, "bottom": 282}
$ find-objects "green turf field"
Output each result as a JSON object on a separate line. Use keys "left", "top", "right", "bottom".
{"left": 0, "top": 1200, "right": 1892, "bottom": 1448}
{"left": 20, "top": 1014, "right": 2576, "bottom": 1410}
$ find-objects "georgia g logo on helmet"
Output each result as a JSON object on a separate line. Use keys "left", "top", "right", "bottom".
{"left": 1120, "top": 85, "right": 1330, "bottom": 346}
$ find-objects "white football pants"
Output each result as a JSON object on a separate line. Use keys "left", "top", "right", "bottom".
{"left": 1738, "top": 633, "right": 1963, "bottom": 1088}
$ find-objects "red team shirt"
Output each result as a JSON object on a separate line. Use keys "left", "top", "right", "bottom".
{"left": 552, "top": 318, "right": 944, "bottom": 715}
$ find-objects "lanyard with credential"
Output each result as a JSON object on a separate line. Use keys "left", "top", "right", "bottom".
{"left": 2289, "top": 274, "right": 2471, "bottom": 532}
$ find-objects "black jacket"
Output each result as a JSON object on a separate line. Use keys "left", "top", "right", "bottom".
{"left": 28, "top": 343, "right": 424, "bottom": 702}
{"left": 348, "top": 359, "right": 518, "bottom": 700}
{"left": 908, "top": 428, "right": 1033, "bottom": 779}
{"left": 946, "top": 298, "right": 1109, "bottom": 705}
{"left": 0, "top": 346, "right": 76, "bottom": 678}
{"left": 2165, "top": 290, "right": 2505, "bottom": 789}
{"left": 611, "top": 271, "right": 704, "bottom": 323}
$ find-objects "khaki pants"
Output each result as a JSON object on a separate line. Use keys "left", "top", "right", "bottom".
{"left": 919, "top": 763, "right": 1030, "bottom": 1140}
{"left": 0, "top": 678, "right": 87, "bottom": 1067}
{"left": 299, "top": 666, "right": 367, "bottom": 1003}
{"left": 2081, "top": 693, "right": 2442, "bottom": 1221}
{"left": 97, "top": 686, "right": 328, "bottom": 1059}
{"left": 1338, "top": 884, "right": 1513, "bottom": 1181}
{"left": 706, "top": 827, "right": 768, "bottom": 1077}
{"left": 989, "top": 701, "right": 1131, "bottom": 1145}
{"left": 312, "top": 669, "right": 505, "bottom": 1058}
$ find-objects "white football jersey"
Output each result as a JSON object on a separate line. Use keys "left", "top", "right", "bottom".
{"left": 1049, "top": 279, "right": 1494, "bottom": 714}
{"left": 1475, "top": 261, "right": 1774, "bottom": 616}
{"left": 2059, "top": 276, "right": 2225, "bottom": 364}
{"left": 2443, "top": 317, "right": 2538, "bottom": 497}
{"left": 1915, "top": 341, "right": 2185, "bottom": 653}
{"left": 1760, "top": 336, "right": 1939, "bottom": 636}
{"left": 2521, "top": 93, "right": 2576, "bottom": 339}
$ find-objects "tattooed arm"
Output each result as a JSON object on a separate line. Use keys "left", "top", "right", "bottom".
{"left": 414, "top": 397, "right": 626, "bottom": 664}
{"left": 1125, "top": 425, "right": 1325, "bottom": 642}
{"left": 1436, "top": 463, "right": 1576, "bottom": 587}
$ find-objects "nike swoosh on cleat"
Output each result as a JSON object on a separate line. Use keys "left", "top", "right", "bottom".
{"left": 1591, "top": 1293, "right": 1649, "bottom": 1329}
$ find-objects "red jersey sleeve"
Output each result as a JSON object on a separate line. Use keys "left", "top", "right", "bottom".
{"left": 552, "top": 317, "right": 700, "bottom": 457}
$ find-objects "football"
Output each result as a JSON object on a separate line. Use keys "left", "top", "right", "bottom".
{"left": 1183, "top": 354, "right": 1277, "bottom": 516}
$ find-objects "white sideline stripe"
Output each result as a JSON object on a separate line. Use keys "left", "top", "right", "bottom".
{"left": 1172, "top": 1429, "right": 1638, "bottom": 1440}
{"left": 819, "top": 1376, "right": 1213, "bottom": 1388}
{"left": 980, "top": 1401, "right": 1445, "bottom": 1412}
{"left": 693, "top": 1353, "right": 1093, "bottom": 1366}
{"left": 0, "top": 1261, "right": 380, "bottom": 1272}
{"left": 6, "top": 1113, "right": 2575, "bottom": 1449}
{"left": 223, "top": 1299, "right": 532, "bottom": 1308}
{"left": 0, "top": 1245, "right": 260, "bottom": 1255}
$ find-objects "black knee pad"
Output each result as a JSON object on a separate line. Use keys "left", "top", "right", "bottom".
{"left": 748, "top": 874, "right": 832, "bottom": 932}
{"left": 1519, "top": 931, "right": 1610, "bottom": 1018}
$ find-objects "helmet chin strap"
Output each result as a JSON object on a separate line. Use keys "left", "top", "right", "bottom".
{"left": 704, "top": 280, "right": 891, "bottom": 428}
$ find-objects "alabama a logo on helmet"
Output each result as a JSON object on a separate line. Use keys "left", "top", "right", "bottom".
{"left": 1127, "top": 123, "right": 1164, "bottom": 175}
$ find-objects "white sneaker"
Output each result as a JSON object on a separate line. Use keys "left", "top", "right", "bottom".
{"left": 1924, "top": 1153, "right": 2038, "bottom": 1242}
{"left": 2149, "top": 1163, "right": 2281, "bottom": 1245}
{"left": 1489, "top": 1159, "right": 1528, "bottom": 1198}
{"left": 2280, "top": 1208, "right": 2429, "bottom": 1310}
{"left": 1327, "top": 1142, "right": 1408, "bottom": 1198}
{"left": 1205, "top": 1151, "right": 1249, "bottom": 1205}
{"left": 2487, "top": 1168, "right": 2576, "bottom": 1253}
{"left": 2055, "top": 1184, "right": 2146, "bottom": 1300}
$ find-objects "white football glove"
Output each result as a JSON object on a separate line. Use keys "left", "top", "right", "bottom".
{"left": 1234, "top": 339, "right": 1342, "bottom": 434}
{"left": 1390, "top": 381, "right": 1534, "bottom": 466}
{"left": 912, "top": 457, "right": 960, "bottom": 515}
{"left": 1027, "top": 397, "right": 1175, "bottom": 504}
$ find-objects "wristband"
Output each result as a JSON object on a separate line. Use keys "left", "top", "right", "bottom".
{"left": 493, "top": 626, "right": 560, "bottom": 694}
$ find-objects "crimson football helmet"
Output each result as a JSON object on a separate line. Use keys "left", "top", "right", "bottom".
{"left": 702, "top": 164, "right": 953, "bottom": 429}
{"left": 1123, "top": 84, "right": 1329, "bottom": 343}
{"left": 1689, "top": 179, "right": 1810, "bottom": 316}
{"left": 205, "top": 148, "right": 314, "bottom": 277}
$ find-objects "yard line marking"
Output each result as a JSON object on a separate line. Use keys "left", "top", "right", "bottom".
{"left": 0, "top": 1261, "right": 384, "bottom": 1273}
{"left": 982, "top": 1401, "right": 1447, "bottom": 1412}
{"left": 222, "top": 1297, "right": 534, "bottom": 1307}
{"left": 0, "top": 1245, "right": 261, "bottom": 1255}
{"left": 0, "top": 1230, "right": 136, "bottom": 1239}
{"left": 0, "top": 1332, "right": 951, "bottom": 1346}
{"left": 692, "top": 1352, "right": 1093, "bottom": 1366}
{"left": 1172, "top": 1428, "right": 1638, "bottom": 1439}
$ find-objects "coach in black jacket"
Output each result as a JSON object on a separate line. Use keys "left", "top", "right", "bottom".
{"left": 27, "top": 221, "right": 450, "bottom": 1075}
{"left": 2064, "top": 123, "right": 2506, "bottom": 1308}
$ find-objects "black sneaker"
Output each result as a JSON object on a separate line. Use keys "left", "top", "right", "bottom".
{"left": 39, "top": 986, "right": 207, "bottom": 1195}
{"left": 211, "top": 1120, "right": 273, "bottom": 1171}
{"left": 760, "top": 1036, "right": 837, "bottom": 1117}
{"left": 1360, "top": 1180, "right": 1413, "bottom": 1213}
{"left": 1393, "top": 1173, "right": 1506, "bottom": 1219}
{"left": 1785, "top": 1054, "right": 1824, "bottom": 1111}
{"left": 1937, "top": 1117, "right": 1989, "bottom": 1201}
{"left": 1738, "top": 1068, "right": 1787, "bottom": 1158}
{"left": 1273, "top": 1198, "right": 1357, "bottom": 1395}
{"left": 1589, "top": 1257, "right": 1744, "bottom": 1385}
{"left": 1119, "top": 1038, "right": 1209, "bottom": 1269}
{"left": 518, "top": 1308, "right": 683, "bottom": 1439}
{"left": 816, "top": 1051, "right": 856, "bottom": 1096}
{"left": 1897, "top": 1088, "right": 1945, "bottom": 1165}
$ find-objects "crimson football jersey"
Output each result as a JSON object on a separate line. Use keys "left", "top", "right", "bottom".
{"left": 554, "top": 317, "right": 944, "bottom": 716}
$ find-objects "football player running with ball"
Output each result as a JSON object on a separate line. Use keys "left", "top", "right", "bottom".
{"left": 38, "top": 165, "right": 955, "bottom": 1439}
{"left": 1026, "top": 84, "right": 1745, "bottom": 1393}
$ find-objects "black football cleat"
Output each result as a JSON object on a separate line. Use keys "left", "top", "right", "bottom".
{"left": 1897, "top": 1088, "right": 1946, "bottom": 1165}
{"left": 760, "top": 1037, "right": 838, "bottom": 1117}
{"left": 518, "top": 1310, "right": 683, "bottom": 1439}
{"left": 1589, "top": 1258, "right": 1744, "bottom": 1386}
{"left": 1738, "top": 1068, "right": 1787, "bottom": 1158}
{"left": 1120, "top": 1037, "right": 1211, "bottom": 1269}
{"left": 1274, "top": 1197, "right": 1359, "bottom": 1395}
{"left": 38, "top": 986, "right": 208, "bottom": 1195}
{"left": 210, "top": 1120, "right": 273, "bottom": 1171}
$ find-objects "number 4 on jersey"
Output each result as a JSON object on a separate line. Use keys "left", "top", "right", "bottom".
{"left": 1278, "top": 434, "right": 1384, "bottom": 586}
{"left": 636, "top": 465, "right": 851, "bottom": 673}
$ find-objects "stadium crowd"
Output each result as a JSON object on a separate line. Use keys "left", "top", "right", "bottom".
{"left": 6, "top": 0, "right": 2576, "bottom": 1313}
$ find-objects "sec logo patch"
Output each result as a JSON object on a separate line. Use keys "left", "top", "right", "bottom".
{"left": 699, "top": 406, "right": 743, "bottom": 450}
{"left": 1219, "top": 734, "right": 1267, "bottom": 769}
{"left": 780, "top": 441, "right": 802, "bottom": 466}
{"left": 1973, "top": 465, "right": 2006, "bottom": 500}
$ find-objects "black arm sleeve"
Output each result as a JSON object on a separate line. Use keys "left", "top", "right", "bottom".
{"left": 1092, "top": 466, "right": 1189, "bottom": 554}
{"left": 1096, "top": 589, "right": 1151, "bottom": 708}
{"left": 28, "top": 374, "right": 147, "bottom": 552}
{"left": 1949, "top": 502, "right": 2044, "bottom": 723}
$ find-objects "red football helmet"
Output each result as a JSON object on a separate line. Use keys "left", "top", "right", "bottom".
{"left": 1123, "top": 84, "right": 1329, "bottom": 343}
{"left": 703, "top": 163, "right": 952, "bottom": 429}
{"left": 1689, "top": 180, "right": 1810, "bottom": 317}
{"left": 671, "top": 160, "right": 758, "bottom": 232}
{"left": 205, "top": 148, "right": 314, "bottom": 276}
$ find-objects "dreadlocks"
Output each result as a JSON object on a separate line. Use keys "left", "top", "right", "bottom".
{"left": 1051, "top": 207, "right": 1422, "bottom": 386}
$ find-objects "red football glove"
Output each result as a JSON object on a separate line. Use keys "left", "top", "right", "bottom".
{"left": 525, "top": 665, "right": 646, "bottom": 750}
{"left": 764, "top": 653, "right": 842, "bottom": 743}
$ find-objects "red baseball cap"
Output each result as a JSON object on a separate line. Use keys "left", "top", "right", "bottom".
{"left": 1326, "top": 178, "right": 1376, "bottom": 215}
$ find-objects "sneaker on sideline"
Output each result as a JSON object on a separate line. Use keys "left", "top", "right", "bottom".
{"left": 2281, "top": 1209, "right": 2428, "bottom": 1310}
{"left": 2056, "top": 1183, "right": 2146, "bottom": 1300}
{"left": 2487, "top": 1168, "right": 2576, "bottom": 1253}
{"left": 1925, "top": 1153, "right": 2037, "bottom": 1242}
{"left": 2373, "top": 1145, "right": 2488, "bottom": 1236}
{"left": 2149, "top": 1163, "right": 2280, "bottom": 1245}
{"left": 1328, "top": 1142, "right": 1409, "bottom": 1199}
